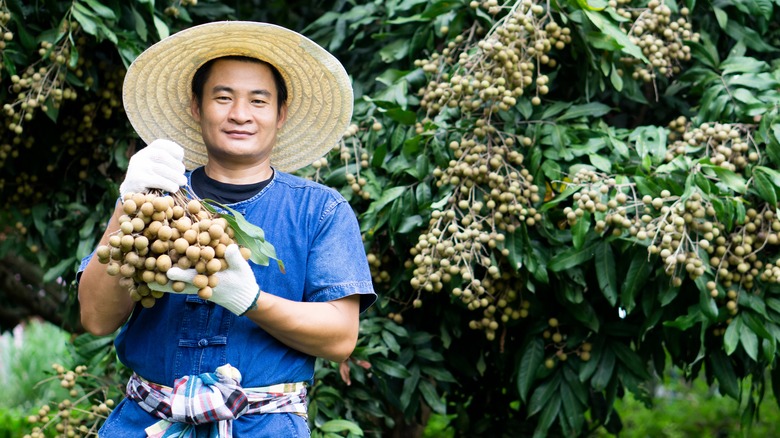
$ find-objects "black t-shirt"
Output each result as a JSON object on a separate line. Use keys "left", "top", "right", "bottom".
{"left": 190, "top": 166, "right": 272, "bottom": 204}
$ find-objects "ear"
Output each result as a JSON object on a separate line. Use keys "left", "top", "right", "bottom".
{"left": 276, "top": 103, "right": 288, "bottom": 129}
{"left": 190, "top": 96, "right": 201, "bottom": 122}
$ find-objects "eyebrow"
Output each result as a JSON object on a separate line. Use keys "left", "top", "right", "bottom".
{"left": 211, "top": 85, "right": 273, "bottom": 97}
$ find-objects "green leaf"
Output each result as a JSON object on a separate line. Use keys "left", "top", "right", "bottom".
{"left": 381, "top": 330, "right": 401, "bottom": 354}
{"left": 418, "top": 379, "right": 446, "bottom": 414}
{"left": 399, "top": 366, "right": 420, "bottom": 410}
{"left": 153, "top": 14, "right": 170, "bottom": 39}
{"left": 528, "top": 371, "right": 562, "bottom": 417}
{"left": 591, "top": 348, "right": 615, "bottom": 391}
{"left": 583, "top": 10, "right": 648, "bottom": 62}
{"left": 620, "top": 250, "right": 652, "bottom": 315}
{"left": 372, "top": 357, "right": 411, "bottom": 378}
{"left": 548, "top": 239, "right": 597, "bottom": 272}
{"left": 709, "top": 349, "right": 739, "bottom": 399}
{"left": 697, "top": 277, "right": 718, "bottom": 320}
{"left": 589, "top": 153, "right": 612, "bottom": 172}
{"left": 752, "top": 167, "right": 779, "bottom": 206}
{"left": 611, "top": 341, "right": 651, "bottom": 381}
{"left": 533, "top": 393, "right": 561, "bottom": 438}
{"left": 71, "top": 4, "right": 99, "bottom": 36}
{"left": 82, "top": 0, "right": 116, "bottom": 19}
{"left": 557, "top": 102, "right": 611, "bottom": 121}
{"left": 595, "top": 242, "right": 618, "bottom": 306}
{"left": 739, "top": 318, "right": 759, "bottom": 361}
{"left": 518, "top": 338, "right": 544, "bottom": 402}
{"left": 43, "top": 257, "right": 77, "bottom": 283}
{"left": 571, "top": 211, "right": 590, "bottom": 249}
{"left": 725, "top": 20, "right": 779, "bottom": 53}
{"left": 202, "top": 199, "right": 285, "bottom": 273}
{"left": 724, "top": 316, "right": 741, "bottom": 355}
{"left": 319, "top": 419, "right": 364, "bottom": 436}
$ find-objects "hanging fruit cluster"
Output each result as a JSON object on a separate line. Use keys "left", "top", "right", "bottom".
{"left": 95, "top": 190, "right": 252, "bottom": 307}
{"left": 611, "top": 0, "right": 700, "bottom": 82}
{"left": 417, "top": 0, "right": 572, "bottom": 115}
{"left": 406, "top": 0, "right": 573, "bottom": 340}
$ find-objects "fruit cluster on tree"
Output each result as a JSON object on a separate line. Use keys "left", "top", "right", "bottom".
{"left": 3, "top": 0, "right": 780, "bottom": 437}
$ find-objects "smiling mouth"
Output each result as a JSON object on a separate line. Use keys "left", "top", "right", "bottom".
{"left": 225, "top": 130, "right": 254, "bottom": 136}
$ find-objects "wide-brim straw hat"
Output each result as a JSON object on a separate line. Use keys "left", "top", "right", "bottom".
{"left": 122, "top": 21, "right": 353, "bottom": 172}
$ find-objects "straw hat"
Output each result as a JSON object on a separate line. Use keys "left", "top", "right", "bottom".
{"left": 122, "top": 21, "right": 353, "bottom": 172}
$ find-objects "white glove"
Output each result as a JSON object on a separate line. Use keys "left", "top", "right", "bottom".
{"left": 162, "top": 244, "right": 261, "bottom": 316}
{"left": 119, "top": 139, "right": 188, "bottom": 198}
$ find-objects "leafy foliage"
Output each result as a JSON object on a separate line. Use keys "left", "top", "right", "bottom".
{"left": 3, "top": 0, "right": 780, "bottom": 436}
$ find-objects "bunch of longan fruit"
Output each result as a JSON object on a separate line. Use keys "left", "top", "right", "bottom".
{"left": 95, "top": 189, "right": 250, "bottom": 307}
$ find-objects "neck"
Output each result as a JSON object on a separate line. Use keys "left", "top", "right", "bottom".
{"left": 203, "top": 160, "right": 274, "bottom": 184}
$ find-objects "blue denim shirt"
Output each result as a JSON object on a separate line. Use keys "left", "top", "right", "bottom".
{"left": 79, "top": 170, "right": 376, "bottom": 435}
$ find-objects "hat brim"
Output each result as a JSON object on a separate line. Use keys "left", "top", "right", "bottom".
{"left": 122, "top": 21, "right": 353, "bottom": 172}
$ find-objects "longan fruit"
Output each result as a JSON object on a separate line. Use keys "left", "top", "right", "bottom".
{"left": 198, "top": 219, "right": 213, "bottom": 232}
{"left": 120, "top": 235, "right": 135, "bottom": 251}
{"left": 198, "top": 231, "right": 212, "bottom": 246}
{"left": 208, "top": 223, "right": 224, "bottom": 240}
{"left": 157, "top": 225, "right": 173, "bottom": 241}
{"left": 172, "top": 205, "right": 185, "bottom": 219}
{"left": 106, "top": 262, "right": 120, "bottom": 276}
{"left": 200, "top": 245, "right": 215, "bottom": 261}
{"left": 136, "top": 283, "right": 151, "bottom": 296}
{"left": 185, "top": 245, "right": 201, "bottom": 262}
{"left": 140, "top": 202, "right": 154, "bottom": 217}
{"left": 198, "top": 287, "right": 213, "bottom": 300}
{"left": 183, "top": 229, "right": 198, "bottom": 245}
{"left": 150, "top": 239, "right": 168, "bottom": 254}
{"left": 154, "top": 272, "right": 168, "bottom": 285}
{"left": 193, "top": 274, "right": 209, "bottom": 289}
{"left": 177, "top": 257, "right": 193, "bottom": 269}
{"left": 152, "top": 196, "right": 169, "bottom": 212}
{"left": 141, "top": 270, "right": 156, "bottom": 283}
{"left": 156, "top": 254, "right": 172, "bottom": 272}
{"left": 131, "top": 217, "right": 146, "bottom": 232}
{"left": 131, "top": 193, "right": 146, "bottom": 206}
{"left": 140, "top": 296, "right": 156, "bottom": 308}
{"left": 206, "top": 258, "right": 222, "bottom": 274}
{"left": 147, "top": 221, "right": 163, "bottom": 236}
{"left": 120, "top": 221, "right": 134, "bottom": 235}
{"left": 122, "top": 199, "right": 137, "bottom": 215}
{"left": 96, "top": 245, "right": 111, "bottom": 261}
{"left": 173, "top": 238, "right": 189, "bottom": 254}
{"left": 187, "top": 199, "right": 202, "bottom": 215}
{"left": 175, "top": 216, "right": 192, "bottom": 233}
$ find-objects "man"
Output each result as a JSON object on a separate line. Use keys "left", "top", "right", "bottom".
{"left": 78, "top": 21, "right": 376, "bottom": 437}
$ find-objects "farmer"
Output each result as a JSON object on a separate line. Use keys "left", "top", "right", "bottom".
{"left": 78, "top": 21, "right": 376, "bottom": 437}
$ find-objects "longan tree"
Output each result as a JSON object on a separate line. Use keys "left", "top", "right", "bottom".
{"left": 4, "top": 0, "right": 780, "bottom": 437}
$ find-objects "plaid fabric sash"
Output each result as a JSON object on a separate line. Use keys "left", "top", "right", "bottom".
{"left": 125, "top": 364, "right": 307, "bottom": 438}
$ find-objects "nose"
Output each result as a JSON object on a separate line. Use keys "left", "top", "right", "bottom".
{"left": 228, "top": 99, "right": 251, "bottom": 124}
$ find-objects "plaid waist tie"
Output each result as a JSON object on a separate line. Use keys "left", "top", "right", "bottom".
{"left": 125, "top": 364, "right": 307, "bottom": 438}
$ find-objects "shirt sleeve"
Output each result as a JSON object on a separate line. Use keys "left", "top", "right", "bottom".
{"left": 304, "top": 198, "right": 377, "bottom": 313}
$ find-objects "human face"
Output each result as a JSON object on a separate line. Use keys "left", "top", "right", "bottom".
{"left": 191, "top": 59, "right": 287, "bottom": 168}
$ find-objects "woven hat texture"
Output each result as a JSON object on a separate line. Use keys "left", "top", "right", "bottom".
{"left": 122, "top": 21, "right": 353, "bottom": 172}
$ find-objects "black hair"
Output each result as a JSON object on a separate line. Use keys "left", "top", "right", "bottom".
{"left": 191, "top": 55, "right": 288, "bottom": 112}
